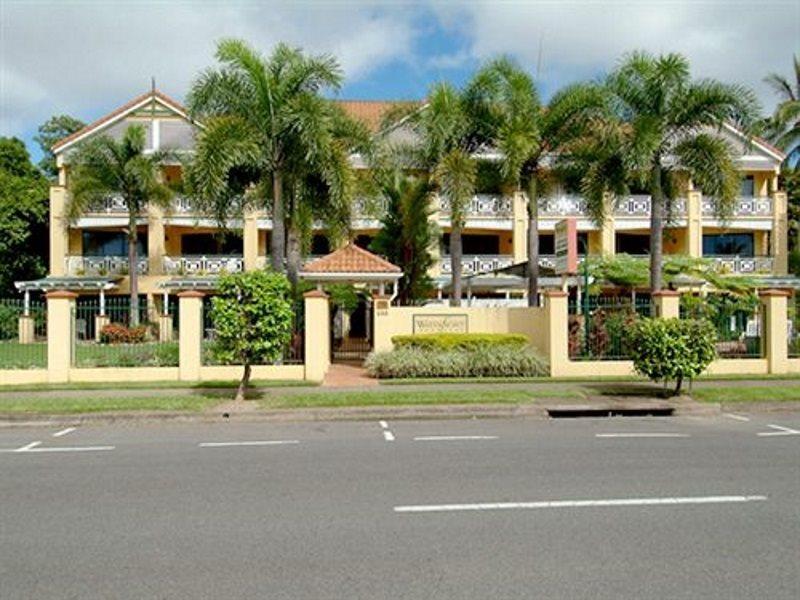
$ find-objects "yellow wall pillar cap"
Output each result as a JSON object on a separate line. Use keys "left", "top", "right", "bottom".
{"left": 758, "top": 288, "right": 791, "bottom": 298}
{"left": 177, "top": 290, "right": 206, "bottom": 298}
{"left": 46, "top": 290, "right": 78, "bottom": 299}
{"left": 544, "top": 290, "right": 568, "bottom": 298}
{"left": 652, "top": 290, "right": 680, "bottom": 298}
{"left": 303, "top": 290, "right": 328, "bottom": 299}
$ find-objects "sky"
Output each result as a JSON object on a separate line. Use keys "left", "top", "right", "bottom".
{"left": 1, "top": 0, "right": 799, "bottom": 162}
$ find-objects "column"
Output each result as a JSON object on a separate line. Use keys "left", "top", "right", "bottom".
{"left": 771, "top": 190, "right": 788, "bottom": 275}
{"left": 760, "top": 289, "right": 789, "bottom": 374}
{"left": 371, "top": 294, "right": 392, "bottom": 353}
{"left": 49, "top": 186, "right": 69, "bottom": 276}
{"left": 46, "top": 290, "right": 77, "bottom": 383}
{"left": 18, "top": 316, "right": 35, "bottom": 344}
{"left": 243, "top": 207, "right": 260, "bottom": 271}
{"left": 543, "top": 290, "right": 569, "bottom": 377}
{"left": 685, "top": 190, "right": 703, "bottom": 257}
{"left": 512, "top": 192, "right": 528, "bottom": 263}
{"left": 178, "top": 291, "right": 204, "bottom": 381}
{"left": 600, "top": 193, "right": 615, "bottom": 256}
{"left": 303, "top": 290, "right": 330, "bottom": 382}
{"left": 428, "top": 194, "right": 442, "bottom": 277}
{"left": 652, "top": 290, "right": 680, "bottom": 319}
{"left": 147, "top": 204, "right": 165, "bottom": 275}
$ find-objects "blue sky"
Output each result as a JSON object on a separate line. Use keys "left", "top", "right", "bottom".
{"left": 1, "top": 0, "right": 798, "bottom": 163}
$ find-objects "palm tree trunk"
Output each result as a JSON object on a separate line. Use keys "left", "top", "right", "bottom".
{"left": 270, "top": 170, "right": 285, "bottom": 271}
{"left": 128, "top": 213, "right": 140, "bottom": 327}
{"left": 527, "top": 185, "right": 540, "bottom": 307}
{"left": 450, "top": 223, "right": 463, "bottom": 307}
{"left": 235, "top": 362, "right": 251, "bottom": 402}
{"left": 286, "top": 225, "right": 302, "bottom": 289}
{"left": 649, "top": 167, "right": 664, "bottom": 293}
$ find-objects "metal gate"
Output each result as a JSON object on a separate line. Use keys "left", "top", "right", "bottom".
{"left": 330, "top": 297, "right": 373, "bottom": 362}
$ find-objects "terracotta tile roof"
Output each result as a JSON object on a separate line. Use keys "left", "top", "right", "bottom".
{"left": 336, "top": 100, "right": 419, "bottom": 132}
{"left": 303, "top": 243, "right": 401, "bottom": 273}
{"left": 52, "top": 89, "right": 188, "bottom": 152}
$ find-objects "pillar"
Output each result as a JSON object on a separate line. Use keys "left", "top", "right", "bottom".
{"left": 543, "top": 290, "right": 569, "bottom": 377}
{"left": 760, "top": 289, "right": 789, "bottom": 374}
{"left": 685, "top": 190, "right": 703, "bottom": 257}
{"left": 428, "top": 195, "right": 442, "bottom": 277}
{"left": 600, "top": 193, "right": 615, "bottom": 256}
{"left": 158, "top": 314, "right": 174, "bottom": 342}
{"left": 243, "top": 207, "right": 259, "bottom": 271}
{"left": 49, "top": 186, "right": 69, "bottom": 276}
{"left": 18, "top": 316, "right": 35, "bottom": 344}
{"left": 512, "top": 191, "right": 528, "bottom": 263}
{"left": 147, "top": 204, "right": 165, "bottom": 275}
{"left": 371, "top": 294, "right": 393, "bottom": 353}
{"left": 303, "top": 290, "right": 330, "bottom": 382}
{"left": 652, "top": 290, "right": 680, "bottom": 319}
{"left": 46, "top": 291, "right": 77, "bottom": 383}
{"left": 178, "top": 291, "right": 204, "bottom": 381}
{"left": 771, "top": 191, "right": 788, "bottom": 275}
{"left": 94, "top": 315, "right": 110, "bottom": 342}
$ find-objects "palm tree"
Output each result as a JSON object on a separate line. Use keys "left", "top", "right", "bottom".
{"left": 68, "top": 124, "right": 174, "bottom": 325}
{"left": 465, "top": 56, "right": 607, "bottom": 305}
{"left": 187, "top": 39, "right": 344, "bottom": 273}
{"left": 763, "top": 54, "right": 800, "bottom": 163}
{"left": 578, "top": 51, "right": 760, "bottom": 291}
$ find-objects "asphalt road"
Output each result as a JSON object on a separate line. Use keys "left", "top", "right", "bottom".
{"left": 2, "top": 411, "right": 799, "bottom": 599}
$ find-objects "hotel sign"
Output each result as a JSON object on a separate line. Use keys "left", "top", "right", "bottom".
{"left": 554, "top": 218, "right": 578, "bottom": 275}
{"left": 412, "top": 314, "right": 468, "bottom": 334}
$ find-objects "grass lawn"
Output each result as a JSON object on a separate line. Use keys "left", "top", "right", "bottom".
{"left": 0, "top": 341, "right": 47, "bottom": 369}
{"left": 259, "top": 387, "right": 584, "bottom": 409}
{"left": 692, "top": 386, "right": 800, "bottom": 404}
{"left": 74, "top": 341, "right": 179, "bottom": 367}
{"left": 0, "top": 395, "right": 222, "bottom": 414}
{"left": 0, "top": 379, "right": 316, "bottom": 393}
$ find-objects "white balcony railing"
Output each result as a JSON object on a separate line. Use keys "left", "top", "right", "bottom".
{"left": 709, "top": 255, "right": 774, "bottom": 274}
{"left": 702, "top": 196, "right": 772, "bottom": 217}
{"left": 539, "top": 195, "right": 588, "bottom": 217}
{"left": 65, "top": 255, "right": 148, "bottom": 276}
{"left": 352, "top": 197, "right": 388, "bottom": 219}
{"left": 439, "top": 194, "right": 513, "bottom": 218}
{"left": 163, "top": 255, "right": 244, "bottom": 275}
{"left": 441, "top": 255, "right": 514, "bottom": 275}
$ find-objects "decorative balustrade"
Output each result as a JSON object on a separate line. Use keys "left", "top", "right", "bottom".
{"left": 539, "top": 195, "right": 587, "bottom": 217}
{"left": 441, "top": 255, "right": 514, "bottom": 275}
{"left": 87, "top": 194, "right": 130, "bottom": 214}
{"left": 709, "top": 255, "right": 774, "bottom": 274}
{"left": 65, "top": 255, "right": 148, "bottom": 276}
{"left": 352, "top": 197, "right": 388, "bottom": 219}
{"left": 702, "top": 196, "right": 772, "bottom": 217}
{"left": 163, "top": 255, "right": 244, "bottom": 275}
{"left": 439, "top": 194, "right": 513, "bottom": 218}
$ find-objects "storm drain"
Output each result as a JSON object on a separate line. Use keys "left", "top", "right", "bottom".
{"left": 546, "top": 407, "right": 674, "bottom": 419}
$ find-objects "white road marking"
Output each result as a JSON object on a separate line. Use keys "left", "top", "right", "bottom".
{"left": 595, "top": 433, "right": 690, "bottom": 438}
{"left": 724, "top": 413, "right": 750, "bottom": 422}
{"left": 394, "top": 495, "right": 768, "bottom": 514}
{"left": 20, "top": 446, "right": 114, "bottom": 453}
{"left": 383, "top": 430, "right": 395, "bottom": 442}
{"left": 52, "top": 427, "right": 77, "bottom": 438}
{"left": 379, "top": 420, "right": 389, "bottom": 429}
{"left": 198, "top": 440, "right": 299, "bottom": 448}
{"left": 16, "top": 441, "right": 42, "bottom": 452}
{"left": 757, "top": 424, "right": 800, "bottom": 437}
{"left": 413, "top": 435, "right": 499, "bottom": 441}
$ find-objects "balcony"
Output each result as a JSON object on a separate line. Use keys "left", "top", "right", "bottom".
{"left": 441, "top": 255, "right": 514, "bottom": 275}
{"left": 163, "top": 255, "right": 244, "bottom": 275}
{"left": 709, "top": 255, "right": 774, "bottom": 274}
{"left": 702, "top": 196, "right": 772, "bottom": 217}
{"left": 87, "top": 194, "right": 198, "bottom": 215}
{"left": 439, "top": 194, "right": 513, "bottom": 218}
{"left": 65, "top": 255, "right": 148, "bottom": 276}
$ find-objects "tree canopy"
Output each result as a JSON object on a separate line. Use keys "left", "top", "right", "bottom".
{"left": 34, "top": 115, "right": 85, "bottom": 179}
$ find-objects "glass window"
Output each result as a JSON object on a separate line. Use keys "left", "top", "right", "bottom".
{"left": 180, "top": 233, "right": 242, "bottom": 255}
{"left": 442, "top": 234, "right": 500, "bottom": 254}
{"left": 702, "top": 233, "right": 754, "bottom": 256}
{"left": 310, "top": 235, "right": 330, "bottom": 255}
{"left": 82, "top": 231, "right": 147, "bottom": 256}
{"left": 616, "top": 233, "right": 650, "bottom": 255}
{"left": 740, "top": 176, "right": 755, "bottom": 197}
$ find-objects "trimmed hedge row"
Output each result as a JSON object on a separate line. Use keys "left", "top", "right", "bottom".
{"left": 366, "top": 346, "right": 548, "bottom": 379}
{"left": 391, "top": 333, "right": 529, "bottom": 351}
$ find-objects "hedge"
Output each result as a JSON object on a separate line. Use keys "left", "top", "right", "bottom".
{"left": 366, "top": 345, "right": 548, "bottom": 379}
{"left": 391, "top": 333, "right": 528, "bottom": 351}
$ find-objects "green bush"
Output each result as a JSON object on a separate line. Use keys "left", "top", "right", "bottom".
{"left": 0, "top": 303, "right": 19, "bottom": 340}
{"left": 99, "top": 323, "right": 149, "bottom": 344}
{"left": 391, "top": 333, "right": 528, "bottom": 351}
{"left": 629, "top": 318, "right": 716, "bottom": 395}
{"left": 365, "top": 345, "right": 548, "bottom": 379}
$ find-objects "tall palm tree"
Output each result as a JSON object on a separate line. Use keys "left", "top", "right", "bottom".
{"left": 465, "top": 56, "right": 607, "bottom": 305}
{"left": 579, "top": 51, "right": 760, "bottom": 291}
{"left": 68, "top": 124, "right": 174, "bottom": 325}
{"left": 763, "top": 54, "right": 800, "bottom": 164}
{"left": 187, "top": 39, "right": 344, "bottom": 272}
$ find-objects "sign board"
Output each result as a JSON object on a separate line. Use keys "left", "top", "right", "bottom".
{"left": 412, "top": 314, "right": 468, "bottom": 334}
{"left": 554, "top": 218, "right": 578, "bottom": 275}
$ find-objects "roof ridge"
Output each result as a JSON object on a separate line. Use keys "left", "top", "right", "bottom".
{"left": 303, "top": 242, "right": 401, "bottom": 273}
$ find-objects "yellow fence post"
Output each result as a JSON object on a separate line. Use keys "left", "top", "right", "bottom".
{"left": 158, "top": 313, "right": 174, "bottom": 343}
{"left": 544, "top": 290, "right": 569, "bottom": 377}
{"left": 512, "top": 192, "right": 528, "bottom": 264}
{"left": 46, "top": 290, "right": 77, "bottom": 383}
{"left": 652, "top": 290, "right": 680, "bottom": 319}
{"left": 303, "top": 290, "right": 330, "bottom": 382}
{"left": 178, "top": 291, "right": 204, "bottom": 381}
{"left": 18, "top": 315, "right": 35, "bottom": 344}
{"left": 760, "top": 289, "right": 789, "bottom": 375}
{"left": 94, "top": 315, "right": 110, "bottom": 342}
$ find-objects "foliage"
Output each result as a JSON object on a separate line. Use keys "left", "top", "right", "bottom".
{"left": 391, "top": 333, "right": 529, "bottom": 351}
{"left": 34, "top": 114, "right": 85, "bottom": 178}
{"left": 370, "top": 173, "right": 436, "bottom": 304}
{"left": 761, "top": 54, "right": 799, "bottom": 165}
{"left": 75, "top": 342, "right": 179, "bottom": 368}
{"left": 784, "top": 167, "right": 800, "bottom": 263}
{"left": 326, "top": 283, "right": 360, "bottom": 313}
{"left": 209, "top": 270, "right": 293, "bottom": 400}
{"left": 98, "top": 323, "right": 149, "bottom": 344}
{"left": 365, "top": 345, "right": 548, "bottom": 379}
{"left": 0, "top": 138, "right": 49, "bottom": 295}
{"left": 629, "top": 318, "right": 717, "bottom": 394}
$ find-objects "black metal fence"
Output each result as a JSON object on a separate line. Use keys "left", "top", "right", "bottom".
{"left": 0, "top": 298, "right": 47, "bottom": 369}
{"left": 568, "top": 295, "right": 651, "bottom": 360}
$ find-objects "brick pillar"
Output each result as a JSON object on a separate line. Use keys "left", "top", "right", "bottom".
{"left": 304, "top": 290, "right": 330, "bottom": 382}
{"left": 652, "top": 290, "right": 680, "bottom": 319}
{"left": 544, "top": 290, "right": 569, "bottom": 377}
{"left": 46, "top": 291, "right": 77, "bottom": 383}
{"left": 178, "top": 291, "right": 204, "bottom": 381}
{"left": 760, "top": 289, "right": 789, "bottom": 374}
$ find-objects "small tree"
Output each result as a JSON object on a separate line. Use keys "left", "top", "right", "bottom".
{"left": 629, "top": 318, "right": 716, "bottom": 395}
{"left": 210, "top": 271, "right": 293, "bottom": 401}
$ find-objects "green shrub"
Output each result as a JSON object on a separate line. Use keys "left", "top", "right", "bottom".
{"left": 98, "top": 323, "right": 149, "bottom": 344}
{"left": 391, "top": 333, "right": 528, "bottom": 351}
{"left": 629, "top": 318, "right": 716, "bottom": 395}
{"left": 365, "top": 345, "right": 548, "bottom": 379}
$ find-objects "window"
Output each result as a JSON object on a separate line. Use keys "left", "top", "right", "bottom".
{"left": 703, "top": 233, "right": 754, "bottom": 256}
{"left": 616, "top": 233, "right": 650, "bottom": 255}
{"left": 180, "top": 233, "right": 242, "bottom": 255}
{"left": 740, "top": 175, "right": 755, "bottom": 197}
{"left": 441, "top": 234, "right": 500, "bottom": 254}
{"left": 82, "top": 231, "right": 147, "bottom": 256}
{"left": 354, "top": 235, "right": 373, "bottom": 250}
{"left": 310, "top": 235, "right": 330, "bottom": 255}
